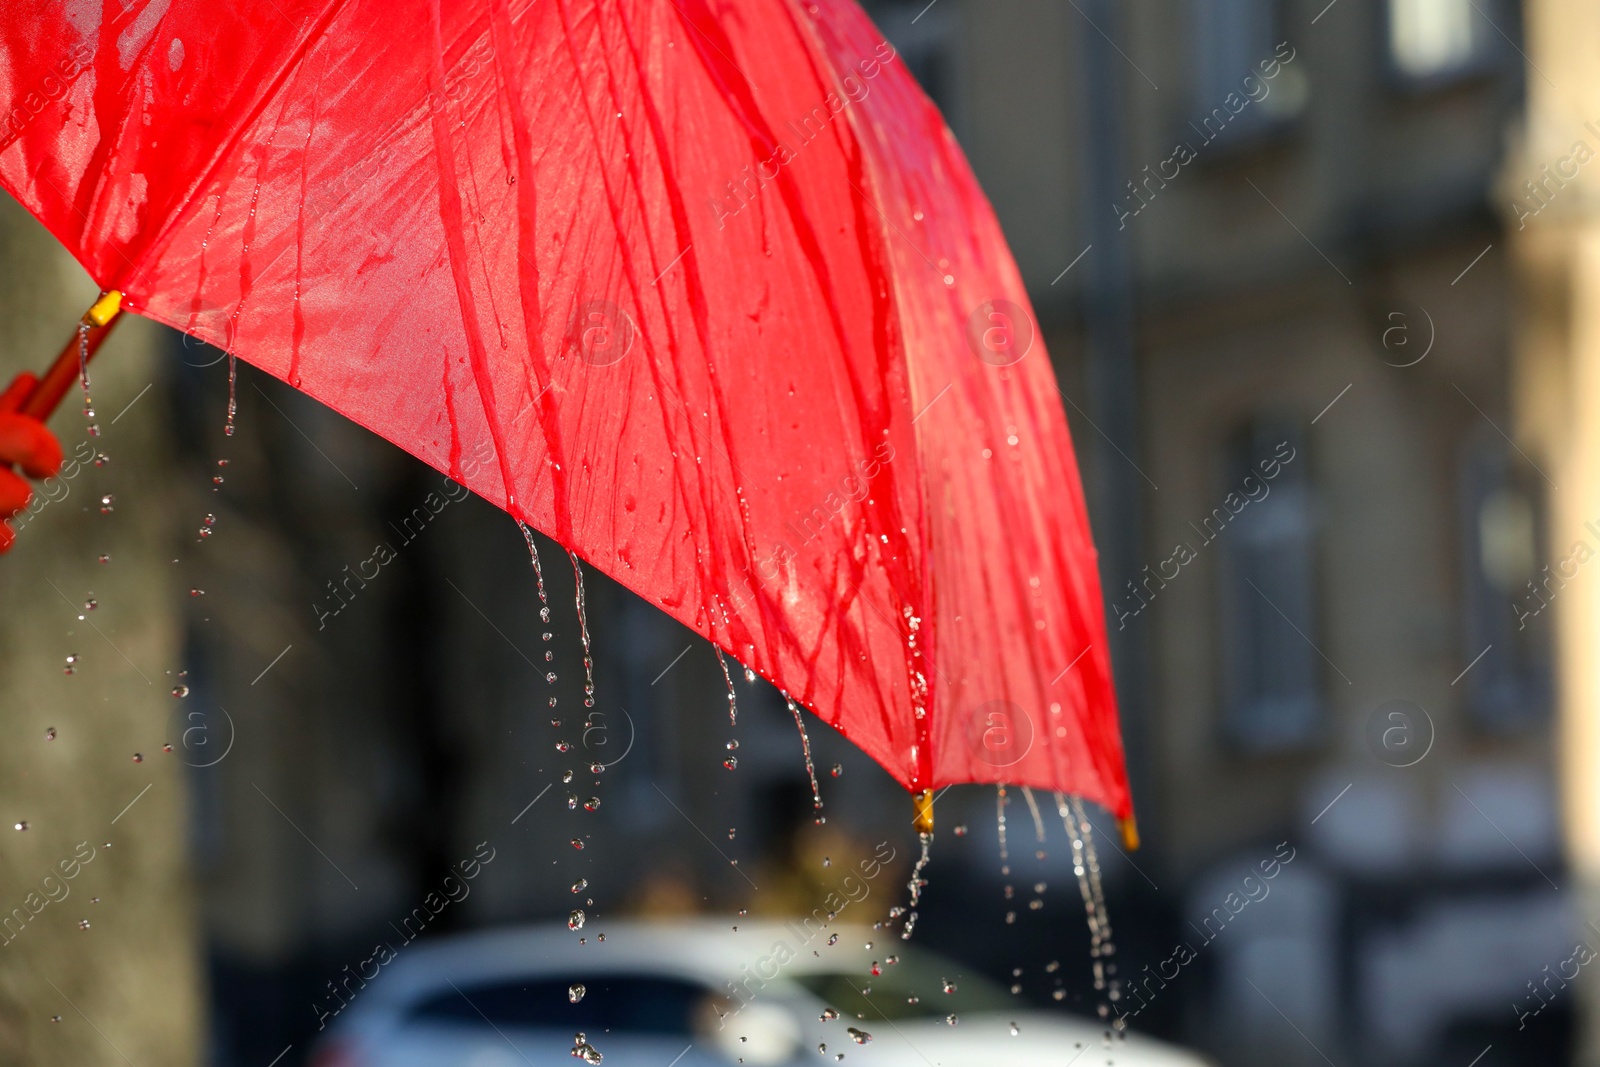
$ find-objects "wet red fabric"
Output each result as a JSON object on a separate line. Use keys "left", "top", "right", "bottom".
{"left": 0, "top": 0, "right": 1130, "bottom": 817}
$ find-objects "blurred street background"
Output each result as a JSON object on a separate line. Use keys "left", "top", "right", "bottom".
{"left": 2, "top": 0, "right": 1594, "bottom": 1063}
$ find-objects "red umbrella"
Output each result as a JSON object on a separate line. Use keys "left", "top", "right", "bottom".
{"left": 0, "top": 0, "right": 1133, "bottom": 839}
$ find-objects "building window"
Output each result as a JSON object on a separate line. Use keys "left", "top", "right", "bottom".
{"left": 1219, "top": 420, "right": 1322, "bottom": 750}
{"left": 1188, "top": 0, "right": 1305, "bottom": 145}
{"left": 1459, "top": 431, "right": 1551, "bottom": 731}
{"left": 1386, "top": 0, "right": 1487, "bottom": 81}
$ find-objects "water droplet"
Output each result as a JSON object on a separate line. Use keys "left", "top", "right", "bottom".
{"left": 846, "top": 1027, "right": 872, "bottom": 1045}
{"left": 723, "top": 756, "right": 738, "bottom": 770}
{"left": 584, "top": 797, "right": 601, "bottom": 812}
{"left": 831, "top": 763, "right": 842, "bottom": 777}
{"left": 567, "top": 794, "right": 579, "bottom": 810}
{"left": 162, "top": 743, "right": 173, "bottom": 753}
{"left": 570, "top": 838, "right": 585, "bottom": 850}
{"left": 131, "top": 753, "right": 143, "bottom": 763}
{"left": 946, "top": 1013, "right": 958, "bottom": 1025}
{"left": 190, "top": 588, "right": 205, "bottom": 598}
{"left": 50, "top": 1015, "right": 60, "bottom": 1023}
{"left": 820, "top": 1008, "right": 839, "bottom": 1021}
{"left": 83, "top": 598, "right": 97, "bottom": 612}
{"left": 568, "top": 909, "right": 586, "bottom": 930}
{"left": 571, "top": 878, "right": 588, "bottom": 894}
{"left": 823, "top": 856, "right": 832, "bottom": 868}
{"left": 942, "top": 978, "right": 957, "bottom": 994}
{"left": 744, "top": 667, "right": 756, "bottom": 684}
{"left": 588, "top": 762, "right": 603, "bottom": 775}
{"left": 13, "top": 821, "right": 28, "bottom": 831}
{"left": 817, "top": 1043, "right": 828, "bottom": 1055}
{"left": 97, "top": 554, "right": 110, "bottom": 564}
{"left": 44, "top": 728, "right": 56, "bottom": 741}
{"left": 172, "top": 684, "right": 190, "bottom": 698}
{"left": 562, "top": 770, "right": 575, "bottom": 783}
{"left": 870, "top": 961, "right": 881, "bottom": 976}
{"left": 1009, "top": 1022, "right": 1020, "bottom": 1036}
{"left": 99, "top": 494, "right": 114, "bottom": 514}
{"left": 827, "top": 933, "right": 839, "bottom": 946}
{"left": 63, "top": 654, "right": 79, "bottom": 675}
{"left": 725, "top": 739, "right": 739, "bottom": 750}
{"left": 570, "top": 1033, "right": 602, "bottom": 1064}
{"left": 78, "top": 919, "right": 90, "bottom": 930}
{"left": 953, "top": 825, "right": 968, "bottom": 837}
{"left": 556, "top": 740, "right": 572, "bottom": 753}
{"left": 569, "top": 983, "right": 586, "bottom": 1003}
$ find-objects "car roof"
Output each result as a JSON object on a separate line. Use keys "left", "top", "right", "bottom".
{"left": 345, "top": 920, "right": 968, "bottom": 1016}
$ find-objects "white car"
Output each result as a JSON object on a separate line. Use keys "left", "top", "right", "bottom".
{"left": 308, "top": 920, "right": 1210, "bottom": 1067}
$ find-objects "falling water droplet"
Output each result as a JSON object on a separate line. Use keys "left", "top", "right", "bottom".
{"left": 1009, "top": 1022, "right": 1020, "bottom": 1036}
{"left": 556, "top": 740, "right": 573, "bottom": 753}
{"left": 723, "top": 755, "right": 738, "bottom": 770}
{"left": 570, "top": 838, "right": 585, "bottom": 850}
{"left": 783, "top": 693, "right": 824, "bottom": 819}
{"left": 562, "top": 770, "right": 575, "bottom": 784}
{"left": 63, "top": 654, "right": 79, "bottom": 675}
{"left": 83, "top": 598, "right": 97, "bottom": 612}
{"left": 820, "top": 1008, "right": 839, "bottom": 1021}
{"left": 817, "top": 1043, "right": 828, "bottom": 1055}
{"left": 570, "top": 1033, "right": 603, "bottom": 1064}
{"left": 830, "top": 764, "right": 842, "bottom": 777}
{"left": 587, "top": 762, "right": 603, "bottom": 775}
{"left": 44, "top": 728, "right": 56, "bottom": 741}
{"left": 569, "top": 983, "right": 586, "bottom": 1003}
{"left": 13, "top": 821, "right": 28, "bottom": 831}
{"left": 942, "top": 978, "right": 957, "bottom": 994}
{"left": 870, "top": 961, "right": 881, "bottom": 976}
{"left": 744, "top": 666, "right": 756, "bottom": 684}
{"left": 77, "top": 919, "right": 90, "bottom": 930}
{"left": 900, "top": 831, "right": 933, "bottom": 940}
{"left": 97, "top": 554, "right": 110, "bottom": 564}
{"left": 569, "top": 551, "right": 596, "bottom": 709}
{"left": 224, "top": 353, "right": 238, "bottom": 436}
{"left": 846, "top": 1027, "right": 872, "bottom": 1045}
{"left": 584, "top": 797, "right": 601, "bottom": 812}
{"left": 715, "top": 647, "right": 739, "bottom": 726}
{"left": 571, "top": 878, "right": 588, "bottom": 894}
{"left": 945, "top": 1014, "right": 958, "bottom": 1025}
{"left": 822, "top": 856, "right": 832, "bottom": 868}
{"left": 953, "top": 825, "right": 968, "bottom": 837}
{"left": 99, "top": 494, "right": 114, "bottom": 514}
{"left": 131, "top": 753, "right": 143, "bottom": 763}
{"left": 568, "top": 909, "right": 586, "bottom": 930}
{"left": 567, "top": 794, "right": 579, "bottom": 810}
{"left": 725, "top": 739, "right": 739, "bottom": 751}
{"left": 93, "top": 453, "right": 109, "bottom": 467}
{"left": 172, "top": 684, "right": 190, "bottom": 698}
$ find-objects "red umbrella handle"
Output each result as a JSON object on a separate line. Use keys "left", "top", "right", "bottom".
{"left": 16, "top": 291, "right": 124, "bottom": 421}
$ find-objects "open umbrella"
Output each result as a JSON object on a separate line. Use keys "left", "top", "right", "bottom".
{"left": 0, "top": 0, "right": 1133, "bottom": 839}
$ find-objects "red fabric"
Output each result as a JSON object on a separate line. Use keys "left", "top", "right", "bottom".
{"left": 0, "top": 0, "right": 1130, "bottom": 816}
{"left": 0, "top": 373, "right": 63, "bottom": 550}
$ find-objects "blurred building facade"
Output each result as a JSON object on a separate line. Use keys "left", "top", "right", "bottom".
{"left": 873, "top": 0, "right": 1568, "bottom": 1063}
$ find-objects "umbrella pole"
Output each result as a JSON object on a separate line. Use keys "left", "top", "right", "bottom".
{"left": 18, "top": 290, "right": 124, "bottom": 421}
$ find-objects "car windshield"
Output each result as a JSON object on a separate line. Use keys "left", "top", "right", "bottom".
{"left": 793, "top": 961, "right": 1013, "bottom": 1022}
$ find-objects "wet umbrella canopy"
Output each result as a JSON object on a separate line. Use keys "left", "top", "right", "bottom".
{"left": 0, "top": 1, "right": 1130, "bottom": 828}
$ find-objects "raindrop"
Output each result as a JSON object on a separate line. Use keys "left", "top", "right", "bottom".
{"left": 1009, "top": 1022, "right": 1020, "bottom": 1036}
{"left": 162, "top": 743, "right": 173, "bottom": 753}
{"left": 945, "top": 1014, "right": 958, "bottom": 1026}
{"left": 44, "top": 728, "right": 55, "bottom": 741}
{"left": 567, "top": 795, "right": 579, "bottom": 810}
{"left": 78, "top": 919, "right": 90, "bottom": 930}
{"left": 99, "top": 494, "right": 114, "bottom": 514}
{"left": 190, "top": 588, "right": 205, "bottom": 597}
{"left": 568, "top": 909, "right": 586, "bottom": 930}
{"left": 562, "top": 770, "right": 575, "bottom": 784}
{"left": 715, "top": 646, "right": 739, "bottom": 726}
{"left": 556, "top": 741, "right": 573, "bottom": 753}
{"left": 569, "top": 1032, "right": 602, "bottom": 1064}
{"left": 131, "top": 753, "right": 143, "bottom": 763}
{"left": 906, "top": 995, "right": 919, "bottom": 1005}
{"left": 172, "top": 685, "right": 190, "bottom": 698}
{"left": 827, "top": 934, "right": 839, "bottom": 946}
{"left": 725, "top": 739, "right": 739, "bottom": 750}
{"left": 224, "top": 353, "right": 237, "bottom": 436}
{"left": 97, "top": 555, "right": 110, "bottom": 564}
{"left": 900, "top": 832, "right": 933, "bottom": 940}
{"left": 50, "top": 1015, "right": 60, "bottom": 1023}
{"left": 13, "top": 821, "right": 27, "bottom": 831}
{"left": 817, "top": 1044, "right": 827, "bottom": 1055}
{"left": 63, "top": 654, "right": 78, "bottom": 675}
{"left": 822, "top": 856, "right": 832, "bottom": 867}
{"left": 820, "top": 1008, "right": 839, "bottom": 1021}
{"left": 584, "top": 797, "right": 601, "bottom": 812}
{"left": 870, "top": 961, "right": 881, "bottom": 976}
{"left": 93, "top": 453, "right": 109, "bottom": 468}
{"left": 886, "top": 955, "right": 899, "bottom": 965}
{"left": 846, "top": 1027, "right": 872, "bottom": 1045}
{"left": 723, "top": 756, "right": 738, "bottom": 771}
{"left": 569, "top": 551, "right": 596, "bottom": 709}
{"left": 587, "top": 762, "right": 603, "bottom": 775}
{"left": 953, "top": 825, "right": 967, "bottom": 836}
{"left": 570, "top": 838, "right": 585, "bottom": 850}
{"left": 571, "top": 878, "right": 588, "bottom": 894}
{"left": 83, "top": 598, "right": 97, "bottom": 612}
{"left": 744, "top": 667, "right": 756, "bottom": 684}
{"left": 728, "top": 828, "right": 736, "bottom": 840}
{"left": 942, "top": 978, "right": 957, "bottom": 994}
{"left": 831, "top": 764, "right": 842, "bottom": 777}
{"left": 782, "top": 693, "right": 824, "bottom": 819}
{"left": 519, "top": 524, "right": 558, "bottom": 710}
{"left": 569, "top": 983, "right": 586, "bottom": 1003}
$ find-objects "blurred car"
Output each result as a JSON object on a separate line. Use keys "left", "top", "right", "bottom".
{"left": 308, "top": 920, "right": 1211, "bottom": 1066}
